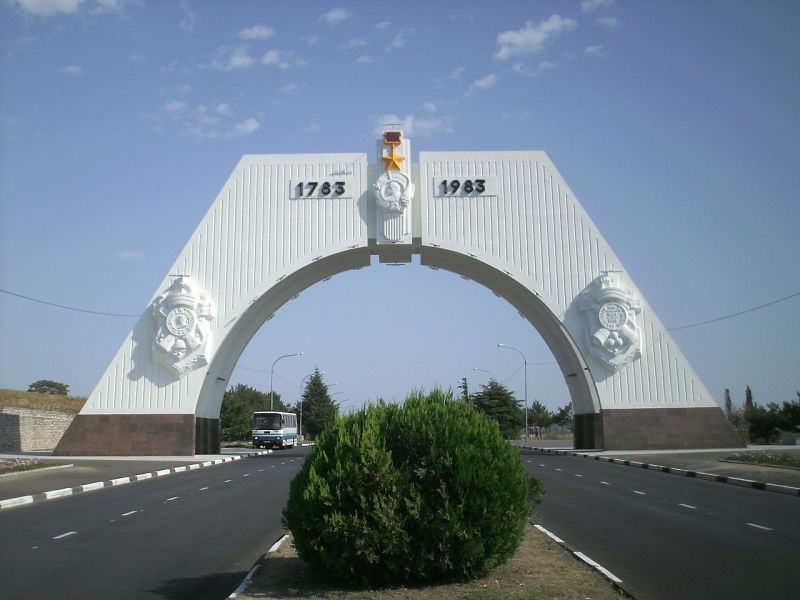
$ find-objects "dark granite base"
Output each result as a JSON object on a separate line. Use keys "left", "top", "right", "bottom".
{"left": 53, "top": 414, "right": 219, "bottom": 456}
{"left": 575, "top": 407, "right": 744, "bottom": 451}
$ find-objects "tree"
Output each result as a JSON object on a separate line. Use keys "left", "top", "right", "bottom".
{"left": 745, "top": 385, "right": 753, "bottom": 411}
{"left": 724, "top": 388, "right": 732, "bottom": 417}
{"left": 300, "top": 368, "right": 338, "bottom": 439}
{"left": 528, "top": 399, "right": 553, "bottom": 429}
{"left": 28, "top": 380, "right": 69, "bottom": 396}
{"left": 470, "top": 379, "right": 523, "bottom": 439}
{"left": 776, "top": 392, "right": 800, "bottom": 432}
{"left": 458, "top": 377, "right": 469, "bottom": 402}
{"left": 554, "top": 402, "right": 573, "bottom": 430}
{"left": 220, "top": 384, "right": 285, "bottom": 442}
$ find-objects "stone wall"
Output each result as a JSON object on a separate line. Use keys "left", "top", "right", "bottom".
{"left": 0, "top": 408, "right": 75, "bottom": 451}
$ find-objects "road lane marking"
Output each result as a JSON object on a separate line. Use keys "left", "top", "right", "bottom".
{"left": 258, "top": 469, "right": 263, "bottom": 472}
{"left": 199, "top": 487, "right": 209, "bottom": 491}
{"left": 539, "top": 463, "right": 546, "bottom": 467}
{"left": 679, "top": 503, "right": 696, "bottom": 510}
{"left": 44, "top": 488, "right": 73, "bottom": 499}
{"left": 271, "top": 465, "right": 276, "bottom": 468}
{"left": 53, "top": 531, "right": 77, "bottom": 540}
{"left": 156, "top": 469, "right": 171, "bottom": 477}
{"left": 174, "top": 466, "right": 186, "bottom": 473}
{"left": 574, "top": 551, "right": 623, "bottom": 583}
{"left": 555, "top": 468, "right": 562, "bottom": 472}
{"left": 224, "top": 479, "right": 233, "bottom": 483}
{"left": 80, "top": 482, "right": 104, "bottom": 492}
{"left": 575, "top": 474, "right": 583, "bottom": 478}
{"left": 135, "top": 473, "right": 152, "bottom": 481}
{"left": 600, "top": 481, "right": 610, "bottom": 485}
{"left": 121, "top": 511, "right": 138, "bottom": 517}
{"left": 243, "top": 473, "right": 251, "bottom": 477}
{"left": 747, "top": 523, "right": 773, "bottom": 531}
{"left": 166, "top": 496, "right": 179, "bottom": 502}
{"left": 633, "top": 490, "right": 646, "bottom": 495}
{"left": 534, "top": 524, "right": 565, "bottom": 544}
{"left": 111, "top": 477, "right": 131, "bottom": 486}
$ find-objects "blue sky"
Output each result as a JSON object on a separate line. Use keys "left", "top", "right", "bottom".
{"left": 1, "top": 0, "right": 798, "bottom": 415}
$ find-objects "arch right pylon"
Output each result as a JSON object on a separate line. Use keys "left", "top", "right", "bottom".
{"left": 415, "top": 149, "right": 741, "bottom": 450}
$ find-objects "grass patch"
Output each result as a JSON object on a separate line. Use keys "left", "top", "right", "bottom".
{"left": 0, "top": 458, "right": 54, "bottom": 475}
{"left": 239, "top": 523, "right": 629, "bottom": 600}
{"left": 0, "top": 389, "right": 86, "bottom": 414}
{"left": 725, "top": 450, "right": 800, "bottom": 469}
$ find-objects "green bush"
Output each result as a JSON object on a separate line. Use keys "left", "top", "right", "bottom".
{"left": 282, "top": 389, "right": 541, "bottom": 587}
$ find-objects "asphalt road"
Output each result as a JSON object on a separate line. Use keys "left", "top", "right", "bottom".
{"left": 523, "top": 449, "right": 800, "bottom": 600}
{"left": 0, "top": 447, "right": 310, "bottom": 600}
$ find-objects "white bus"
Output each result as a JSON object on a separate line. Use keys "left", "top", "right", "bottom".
{"left": 251, "top": 411, "right": 298, "bottom": 449}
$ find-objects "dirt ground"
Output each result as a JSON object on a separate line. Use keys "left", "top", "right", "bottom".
{"left": 238, "top": 523, "right": 630, "bottom": 600}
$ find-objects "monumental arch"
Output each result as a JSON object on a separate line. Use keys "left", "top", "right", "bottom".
{"left": 55, "top": 131, "right": 741, "bottom": 456}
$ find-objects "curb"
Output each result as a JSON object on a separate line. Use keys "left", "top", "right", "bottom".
{"left": 522, "top": 446, "right": 800, "bottom": 497}
{"left": 228, "top": 533, "right": 290, "bottom": 598}
{"left": 0, "top": 450, "right": 273, "bottom": 510}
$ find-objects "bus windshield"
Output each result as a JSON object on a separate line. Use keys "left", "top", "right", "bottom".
{"left": 253, "top": 413, "right": 282, "bottom": 430}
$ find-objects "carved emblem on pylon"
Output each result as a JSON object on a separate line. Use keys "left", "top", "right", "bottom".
{"left": 578, "top": 272, "right": 642, "bottom": 371}
{"left": 152, "top": 276, "right": 213, "bottom": 376}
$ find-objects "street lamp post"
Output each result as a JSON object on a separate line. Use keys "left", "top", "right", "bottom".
{"left": 498, "top": 343, "right": 529, "bottom": 441}
{"left": 270, "top": 352, "right": 303, "bottom": 411}
{"left": 473, "top": 367, "right": 495, "bottom": 380}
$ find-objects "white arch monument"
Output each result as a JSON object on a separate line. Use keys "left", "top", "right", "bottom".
{"left": 55, "top": 131, "right": 741, "bottom": 455}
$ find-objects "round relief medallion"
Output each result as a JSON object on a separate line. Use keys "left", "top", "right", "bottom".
{"left": 598, "top": 302, "right": 627, "bottom": 331}
{"left": 378, "top": 180, "right": 406, "bottom": 212}
{"left": 166, "top": 307, "right": 195, "bottom": 337}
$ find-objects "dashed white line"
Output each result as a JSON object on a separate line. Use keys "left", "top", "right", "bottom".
{"left": 224, "top": 479, "right": 233, "bottom": 483}
{"left": 633, "top": 490, "right": 646, "bottom": 495}
{"left": 600, "top": 481, "right": 610, "bottom": 485}
{"left": 243, "top": 473, "right": 251, "bottom": 477}
{"left": 199, "top": 487, "right": 209, "bottom": 491}
{"left": 121, "top": 510, "right": 138, "bottom": 517}
{"left": 53, "top": 531, "right": 77, "bottom": 540}
{"left": 166, "top": 496, "right": 179, "bottom": 502}
{"left": 539, "top": 464, "right": 546, "bottom": 467}
{"left": 575, "top": 474, "right": 583, "bottom": 478}
{"left": 555, "top": 468, "right": 562, "bottom": 472}
{"left": 679, "top": 503, "right": 696, "bottom": 510}
{"left": 747, "top": 523, "right": 773, "bottom": 531}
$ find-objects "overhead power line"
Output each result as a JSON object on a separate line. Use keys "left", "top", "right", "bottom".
{"left": 0, "top": 288, "right": 140, "bottom": 317}
{"left": 667, "top": 290, "right": 800, "bottom": 332}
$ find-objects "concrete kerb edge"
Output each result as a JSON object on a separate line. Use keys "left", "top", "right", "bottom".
{"left": 522, "top": 446, "right": 800, "bottom": 497}
{"left": 229, "top": 533, "right": 290, "bottom": 599}
{"left": 0, "top": 450, "right": 274, "bottom": 510}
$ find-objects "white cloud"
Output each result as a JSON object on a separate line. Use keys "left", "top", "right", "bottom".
{"left": 261, "top": 49, "right": 306, "bottom": 70}
{"left": 113, "top": 250, "right": 144, "bottom": 259}
{"left": 179, "top": 0, "right": 195, "bottom": 32}
{"left": 321, "top": 8, "right": 350, "bottom": 26}
{"left": 159, "top": 60, "right": 178, "bottom": 73}
{"left": 8, "top": 0, "right": 84, "bottom": 16}
{"left": 129, "top": 54, "right": 145, "bottom": 63}
{"left": 210, "top": 45, "right": 255, "bottom": 70}
{"left": 192, "top": 105, "right": 217, "bottom": 125}
{"left": 495, "top": 15, "right": 577, "bottom": 60}
{"left": 585, "top": 44, "right": 606, "bottom": 57}
{"left": 388, "top": 27, "right": 413, "bottom": 51}
{"left": 238, "top": 25, "right": 274, "bottom": 40}
{"left": 375, "top": 114, "right": 453, "bottom": 137}
{"left": 233, "top": 117, "right": 260, "bottom": 136}
{"left": 279, "top": 83, "right": 299, "bottom": 95}
{"left": 59, "top": 64, "right": 82, "bottom": 75}
{"left": 356, "top": 54, "right": 373, "bottom": 65}
{"left": 512, "top": 61, "right": 558, "bottom": 77}
{"left": 163, "top": 100, "right": 186, "bottom": 112}
{"left": 466, "top": 73, "right": 497, "bottom": 96}
{"left": 344, "top": 37, "right": 367, "bottom": 50}
{"left": 450, "top": 65, "right": 466, "bottom": 80}
{"left": 215, "top": 103, "right": 232, "bottom": 116}
{"left": 597, "top": 16, "right": 619, "bottom": 27}
{"left": 93, "top": 0, "right": 125, "bottom": 13}
{"left": 582, "top": 0, "right": 614, "bottom": 13}
{"left": 304, "top": 35, "right": 319, "bottom": 47}
{"left": 423, "top": 102, "right": 437, "bottom": 113}
{"left": 375, "top": 21, "right": 391, "bottom": 29}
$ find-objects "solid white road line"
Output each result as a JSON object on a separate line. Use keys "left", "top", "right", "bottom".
{"left": 534, "top": 524, "right": 565, "bottom": 544}
{"left": 574, "top": 551, "right": 623, "bottom": 583}
{"left": 53, "top": 531, "right": 77, "bottom": 540}
{"left": 747, "top": 523, "right": 773, "bottom": 531}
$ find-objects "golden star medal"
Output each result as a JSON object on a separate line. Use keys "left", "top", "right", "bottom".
{"left": 381, "top": 130, "right": 405, "bottom": 171}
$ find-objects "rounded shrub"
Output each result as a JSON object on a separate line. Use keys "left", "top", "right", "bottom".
{"left": 282, "top": 389, "right": 541, "bottom": 586}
